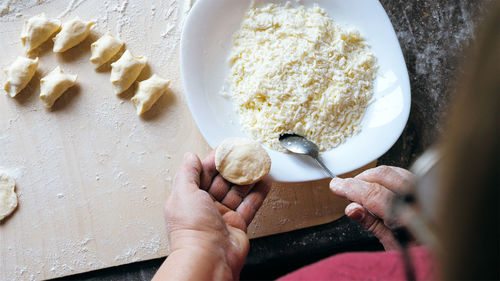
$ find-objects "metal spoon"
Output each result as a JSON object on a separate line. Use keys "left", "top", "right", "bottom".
{"left": 279, "top": 134, "right": 336, "bottom": 178}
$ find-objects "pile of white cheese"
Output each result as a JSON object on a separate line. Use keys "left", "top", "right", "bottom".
{"left": 226, "top": 3, "right": 377, "bottom": 151}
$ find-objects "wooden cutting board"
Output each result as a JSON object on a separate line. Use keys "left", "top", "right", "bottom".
{"left": 0, "top": 0, "right": 375, "bottom": 279}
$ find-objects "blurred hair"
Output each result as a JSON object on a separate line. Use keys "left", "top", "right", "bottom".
{"left": 437, "top": 1, "right": 499, "bottom": 279}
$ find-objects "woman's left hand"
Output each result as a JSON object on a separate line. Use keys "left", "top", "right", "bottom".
{"left": 154, "top": 151, "right": 270, "bottom": 281}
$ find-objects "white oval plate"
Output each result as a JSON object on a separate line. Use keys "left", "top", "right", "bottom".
{"left": 181, "top": 0, "right": 411, "bottom": 182}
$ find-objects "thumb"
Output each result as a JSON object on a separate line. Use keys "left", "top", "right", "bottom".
{"left": 345, "top": 202, "right": 400, "bottom": 251}
{"left": 227, "top": 226, "right": 250, "bottom": 279}
{"left": 173, "top": 152, "right": 203, "bottom": 194}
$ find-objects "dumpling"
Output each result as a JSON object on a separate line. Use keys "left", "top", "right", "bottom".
{"left": 89, "top": 33, "right": 124, "bottom": 68}
{"left": 21, "top": 14, "right": 61, "bottom": 53}
{"left": 110, "top": 50, "right": 147, "bottom": 94}
{"left": 39, "top": 66, "right": 77, "bottom": 108}
{"left": 3, "top": 56, "right": 39, "bottom": 97}
{"left": 53, "top": 18, "right": 95, "bottom": 52}
{"left": 131, "top": 74, "right": 170, "bottom": 115}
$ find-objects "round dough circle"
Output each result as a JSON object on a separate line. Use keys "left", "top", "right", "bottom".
{"left": 0, "top": 171, "right": 18, "bottom": 221}
{"left": 215, "top": 138, "right": 271, "bottom": 185}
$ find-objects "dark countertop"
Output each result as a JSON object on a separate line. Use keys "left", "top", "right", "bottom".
{"left": 55, "top": 0, "right": 494, "bottom": 280}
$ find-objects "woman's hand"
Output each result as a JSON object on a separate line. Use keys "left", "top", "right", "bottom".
{"left": 153, "top": 151, "right": 270, "bottom": 281}
{"left": 330, "top": 165, "right": 415, "bottom": 250}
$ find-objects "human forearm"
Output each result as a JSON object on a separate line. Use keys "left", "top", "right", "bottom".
{"left": 152, "top": 248, "right": 233, "bottom": 281}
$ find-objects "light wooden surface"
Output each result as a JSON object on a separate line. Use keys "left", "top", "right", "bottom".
{"left": 0, "top": 1, "right": 374, "bottom": 279}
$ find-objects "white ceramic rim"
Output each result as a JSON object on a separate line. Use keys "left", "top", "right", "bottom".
{"left": 180, "top": 0, "right": 411, "bottom": 182}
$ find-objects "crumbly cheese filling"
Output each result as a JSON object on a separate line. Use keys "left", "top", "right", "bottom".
{"left": 225, "top": 3, "right": 377, "bottom": 151}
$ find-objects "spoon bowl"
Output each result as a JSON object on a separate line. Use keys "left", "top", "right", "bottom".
{"left": 279, "top": 134, "right": 336, "bottom": 178}
{"left": 279, "top": 133, "right": 319, "bottom": 156}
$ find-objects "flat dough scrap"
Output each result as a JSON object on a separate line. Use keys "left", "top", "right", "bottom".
{"left": 131, "top": 74, "right": 170, "bottom": 115}
{"left": 40, "top": 66, "right": 78, "bottom": 108}
{"left": 90, "top": 33, "right": 124, "bottom": 68}
{"left": 3, "top": 56, "right": 39, "bottom": 97}
{"left": 21, "top": 13, "right": 61, "bottom": 53}
{"left": 53, "top": 18, "right": 95, "bottom": 53}
{"left": 215, "top": 137, "right": 271, "bottom": 185}
{"left": 0, "top": 171, "right": 18, "bottom": 221}
{"left": 110, "top": 50, "right": 147, "bottom": 94}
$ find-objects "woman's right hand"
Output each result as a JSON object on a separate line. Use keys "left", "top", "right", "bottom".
{"left": 329, "top": 165, "right": 415, "bottom": 250}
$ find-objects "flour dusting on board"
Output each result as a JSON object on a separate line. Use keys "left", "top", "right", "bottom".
{"left": 114, "top": 234, "right": 163, "bottom": 262}
{"left": 0, "top": 0, "right": 50, "bottom": 19}
{"left": 0, "top": 0, "right": 191, "bottom": 280}
{"left": 58, "top": 0, "right": 88, "bottom": 18}
{"left": 115, "top": 0, "right": 129, "bottom": 37}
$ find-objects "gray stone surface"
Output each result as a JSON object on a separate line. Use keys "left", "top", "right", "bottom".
{"left": 379, "top": 0, "right": 494, "bottom": 168}
{"left": 53, "top": 0, "right": 495, "bottom": 280}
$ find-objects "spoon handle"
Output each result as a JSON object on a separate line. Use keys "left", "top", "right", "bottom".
{"left": 313, "top": 157, "right": 336, "bottom": 178}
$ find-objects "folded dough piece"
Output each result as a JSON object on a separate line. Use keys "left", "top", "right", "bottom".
{"left": 40, "top": 66, "right": 77, "bottom": 108}
{"left": 53, "top": 18, "right": 95, "bottom": 52}
{"left": 0, "top": 171, "right": 18, "bottom": 221}
{"left": 89, "top": 33, "right": 124, "bottom": 68}
{"left": 215, "top": 137, "right": 271, "bottom": 185}
{"left": 21, "top": 14, "right": 61, "bottom": 53}
{"left": 3, "top": 56, "right": 39, "bottom": 97}
{"left": 131, "top": 74, "right": 170, "bottom": 115}
{"left": 110, "top": 50, "right": 147, "bottom": 94}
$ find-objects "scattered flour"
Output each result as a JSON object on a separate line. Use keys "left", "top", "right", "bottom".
{"left": 115, "top": 0, "right": 129, "bottom": 37}
{"left": 0, "top": 0, "right": 51, "bottom": 20}
{"left": 114, "top": 234, "right": 162, "bottom": 262}
{"left": 58, "top": 0, "right": 88, "bottom": 18}
{"left": 0, "top": 0, "right": 184, "bottom": 280}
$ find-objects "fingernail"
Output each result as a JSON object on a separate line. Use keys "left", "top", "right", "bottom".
{"left": 351, "top": 209, "right": 365, "bottom": 222}
{"left": 330, "top": 177, "right": 343, "bottom": 191}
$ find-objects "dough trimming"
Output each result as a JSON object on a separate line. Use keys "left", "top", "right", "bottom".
{"left": 215, "top": 137, "right": 271, "bottom": 185}
{"left": 0, "top": 171, "right": 18, "bottom": 221}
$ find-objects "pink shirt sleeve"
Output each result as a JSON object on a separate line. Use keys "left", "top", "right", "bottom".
{"left": 277, "top": 246, "right": 436, "bottom": 281}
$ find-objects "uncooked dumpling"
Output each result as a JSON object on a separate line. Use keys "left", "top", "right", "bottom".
{"left": 21, "top": 14, "right": 61, "bottom": 53}
{"left": 53, "top": 18, "right": 95, "bottom": 53}
{"left": 0, "top": 171, "right": 18, "bottom": 221}
{"left": 131, "top": 74, "right": 170, "bottom": 115}
{"left": 215, "top": 138, "right": 271, "bottom": 185}
{"left": 39, "top": 66, "right": 78, "bottom": 108}
{"left": 3, "top": 56, "right": 39, "bottom": 97}
{"left": 110, "top": 50, "right": 147, "bottom": 94}
{"left": 90, "top": 33, "right": 124, "bottom": 68}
